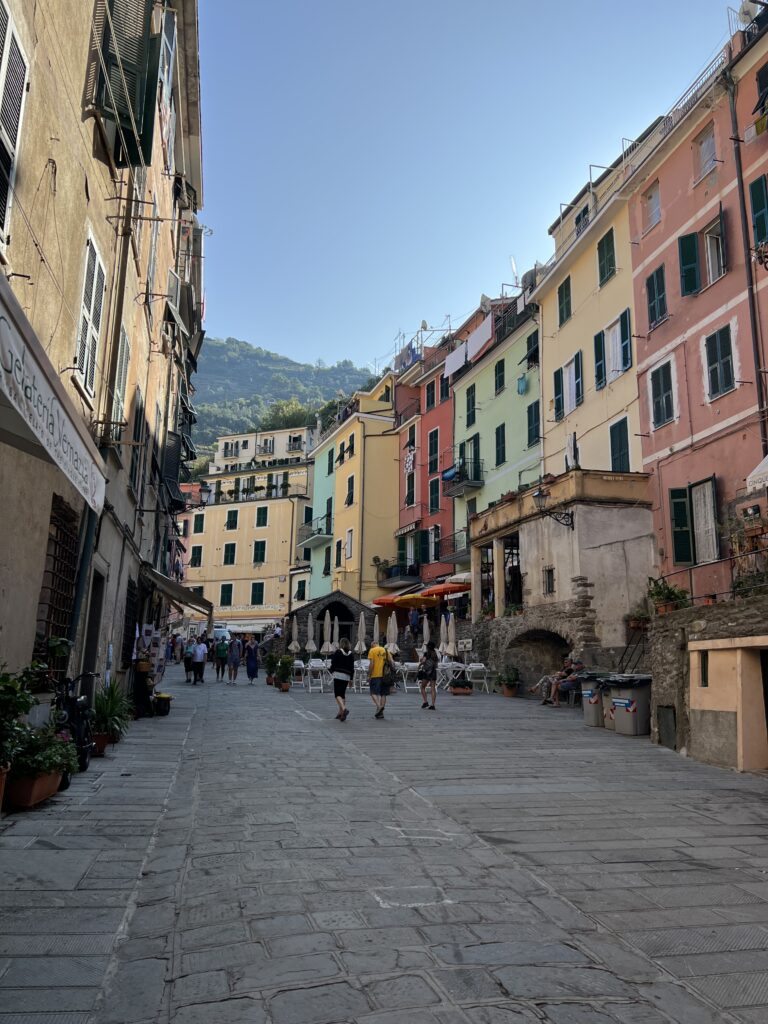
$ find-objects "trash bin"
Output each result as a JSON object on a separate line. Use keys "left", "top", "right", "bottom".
{"left": 602, "top": 687, "right": 616, "bottom": 731}
{"left": 579, "top": 672, "right": 605, "bottom": 728}
{"left": 607, "top": 674, "right": 652, "bottom": 737}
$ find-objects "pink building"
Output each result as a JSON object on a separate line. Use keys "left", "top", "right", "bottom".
{"left": 628, "top": 20, "right": 768, "bottom": 600}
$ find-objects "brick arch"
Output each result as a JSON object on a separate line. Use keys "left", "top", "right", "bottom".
{"left": 287, "top": 592, "right": 376, "bottom": 651}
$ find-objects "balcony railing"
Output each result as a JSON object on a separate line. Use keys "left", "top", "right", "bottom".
{"left": 212, "top": 485, "right": 308, "bottom": 504}
{"left": 439, "top": 528, "right": 470, "bottom": 563}
{"left": 376, "top": 559, "right": 421, "bottom": 589}
{"left": 441, "top": 460, "right": 485, "bottom": 498}
{"left": 297, "top": 515, "right": 334, "bottom": 549}
{"left": 287, "top": 440, "right": 304, "bottom": 452}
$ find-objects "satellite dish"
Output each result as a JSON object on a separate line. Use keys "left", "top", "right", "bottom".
{"left": 739, "top": 1, "right": 760, "bottom": 25}
{"left": 420, "top": 320, "right": 429, "bottom": 331}
{"left": 509, "top": 255, "right": 519, "bottom": 286}
{"left": 479, "top": 294, "right": 492, "bottom": 314}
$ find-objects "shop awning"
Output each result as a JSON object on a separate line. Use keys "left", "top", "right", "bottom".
{"left": 421, "top": 582, "right": 471, "bottom": 597}
{"left": 140, "top": 563, "right": 213, "bottom": 626}
{"left": 747, "top": 452, "right": 768, "bottom": 493}
{"left": 0, "top": 276, "right": 106, "bottom": 512}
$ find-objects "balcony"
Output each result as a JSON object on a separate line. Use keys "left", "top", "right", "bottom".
{"left": 212, "top": 484, "right": 308, "bottom": 504}
{"left": 298, "top": 514, "right": 334, "bottom": 549}
{"left": 439, "top": 528, "right": 470, "bottom": 563}
{"left": 441, "top": 460, "right": 484, "bottom": 498}
{"left": 375, "top": 558, "right": 421, "bottom": 589}
{"left": 287, "top": 440, "right": 304, "bottom": 452}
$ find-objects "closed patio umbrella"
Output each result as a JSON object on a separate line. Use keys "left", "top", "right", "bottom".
{"left": 305, "top": 613, "right": 317, "bottom": 654}
{"left": 288, "top": 615, "right": 300, "bottom": 653}
{"left": 354, "top": 612, "right": 367, "bottom": 654}
{"left": 372, "top": 614, "right": 380, "bottom": 650}
{"left": 332, "top": 615, "right": 340, "bottom": 652}
{"left": 447, "top": 612, "right": 457, "bottom": 658}
{"left": 386, "top": 612, "right": 400, "bottom": 654}
{"left": 438, "top": 615, "right": 448, "bottom": 655}
{"left": 321, "top": 610, "right": 333, "bottom": 654}
{"left": 419, "top": 616, "right": 430, "bottom": 656}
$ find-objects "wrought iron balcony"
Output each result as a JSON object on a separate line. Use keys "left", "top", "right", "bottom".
{"left": 375, "top": 558, "right": 421, "bottom": 589}
{"left": 297, "top": 514, "right": 334, "bottom": 549}
{"left": 441, "top": 460, "right": 484, "bottom": 498}
{"left": 438, "top": 528, "right": 470, "bottom": 563}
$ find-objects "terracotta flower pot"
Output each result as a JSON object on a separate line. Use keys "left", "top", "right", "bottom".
{"left": 266, "top": 676, "right": 274, "bottom": 686}
{"left": 450, "top": 686, "right": 473, "bottom": 696}
{"left": 501, "top": 683, "right": 517, "bottom": 698}
{"left": 277, "top": 681, "right": 291, "bottom": 692}
{"left": 93, "top": 733, "right": 109, "bottom": 757}
{"left": 4, "top": 771, "right": 62, "bottom": 809}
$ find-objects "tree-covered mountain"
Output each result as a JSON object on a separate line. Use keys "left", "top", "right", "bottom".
{"left": 191, "top": 338, "right": 373, "bottom": 449}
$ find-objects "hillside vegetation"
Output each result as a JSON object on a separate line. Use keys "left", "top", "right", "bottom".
{"left": 192, "top": 337, "right": 373, "bottom": 449}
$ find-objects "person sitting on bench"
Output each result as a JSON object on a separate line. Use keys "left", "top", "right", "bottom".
{"left": 549, "top": 656, "right": 585, "bottom": 707}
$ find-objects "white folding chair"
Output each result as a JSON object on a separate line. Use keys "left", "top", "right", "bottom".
{"left": 353, "top": 659, "right": 370, "bottom": 693}
{"left": 292, "top": 659, "right": 306, "bottom": 687}
{"left": 466, "top": 663, "right": 490, "bottom": 693}
{"left": 307, "top": 659, "right": 326, "bottom": 693}
{"left": 399, "top": 662, "right": 421, "bottom": 693}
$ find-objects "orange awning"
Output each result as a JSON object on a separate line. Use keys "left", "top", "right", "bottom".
{"left": 420, "top": 582, "right": 471, "bottom": 597}
{"left": 372, "top": 595, "right": 401, "bottom": 607}
{"left": 393, "top": 594, "right": 440, "bottom": 609}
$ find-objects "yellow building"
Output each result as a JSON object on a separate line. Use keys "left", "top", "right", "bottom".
{"left": 308, "top": 373, "right": 400, "bottom": 604}
{"left": 531, "top": 144, "right": 651, "bottom": 476}
{"left": 182, "top": 426, "right": 314, "bottom": 634}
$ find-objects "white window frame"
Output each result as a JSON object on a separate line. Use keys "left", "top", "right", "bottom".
{"left": 345, "top": 528, "right": 353, "bottom": 560}
{"left": 219, "top": 582, "right": 234, "bottom": 608}
{"left": 0, "top": 6, "right": 29, "bottom": 247}
{"left": 703, "top": 217, "right": 725, "bottom": 286}
{"left": 222, "top": 541, "right": 237, "bottom": 567}
{"left": 253, "top": 539, "right": 267, "bottom": 564}
{"left": 75, "top": 233, "right": 107, "bottom": 400}
{"left": 643, "top": 181, "right": 661, "bottom": 233}
{"left": 255, "top": 505, "right": 268, "bottom": 528}
{"left": 563, "top": 357, "right": 578, "bottom": 416}
{"left": 694, "top": 123, "right": 716, "bottom": 183}
{"left": 189, "top": 544, "right": 203, "bottom": 568}
{"left": 647, "top": 356, "right": 678, "bottom": 430}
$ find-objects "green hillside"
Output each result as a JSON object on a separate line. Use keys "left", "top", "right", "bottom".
{"left": 191, "top": 337, "right": 373, "bottom": 449}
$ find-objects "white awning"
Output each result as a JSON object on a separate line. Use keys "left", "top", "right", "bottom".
{"left": 466, "top": 313, "right": 493, "bottom": 360}
{"left": 747, "top": 452, "right": 768, "bottom": 493}
{"left": 140, "top": 564, "right": 213, "bottom": 626}
{"left": 444, "top": 341, "right": 467, "bottom": 377}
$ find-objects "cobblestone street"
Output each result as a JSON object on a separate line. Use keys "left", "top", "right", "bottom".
{"left": 3, "top": 664, "right": 768, "bottom": 1024}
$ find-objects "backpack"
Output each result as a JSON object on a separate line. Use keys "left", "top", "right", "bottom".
{"left": 381, "top": 653, "right": 396, "bottom": 686}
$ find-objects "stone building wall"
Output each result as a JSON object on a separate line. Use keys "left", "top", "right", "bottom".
{"left": 648, "top": 595, "right": 768, "bottom": 753}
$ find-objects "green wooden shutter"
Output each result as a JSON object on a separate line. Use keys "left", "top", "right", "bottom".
{"left": 594, "top": 331, "right": 606, "bottom": 390}
{"left": 750, "top": 176, "right": 768, "bottom": 245}
{"left": 574, "top": 351, "right": 583, "bottom": 405}
{"left": 620, "top": 309, "right": 632, "bottom": 370}
{"left": 554, "top": 368, "right": 564, "bottom": 420}
{"left": 99, "top": 0, "right": 153, "bottom": 132}
{"left": 719, "top": 203, "right": 728, "bottom": 272}
{"left": 669, "top": 488, "right": 693, "bottom": 564}
{"left": 646, "top": 270, "right": 658, "bottom": 326}
{"left": 495, "top": 424, "right": 506, "bottom": 465}
{"left": 397, "top": 536, "right": 407, "bottom": 566}
{"left": 598, "top": 230, "right": 615, "bottom": 285}
{"left": 610, "top": 419, "right": 630, "bottom": 472}
{"left": 527, "top": 401, "right": 540, "bottom": 446}
{"left": 678, "top": 233, "right": 701, "bottom": 295}
{"left": 418, "top": 529, "right": 430, "bottom": 566}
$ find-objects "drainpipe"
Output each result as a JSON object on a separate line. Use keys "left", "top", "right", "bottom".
{"left": 727, "top": 69, "right": 768, "bottom": 456}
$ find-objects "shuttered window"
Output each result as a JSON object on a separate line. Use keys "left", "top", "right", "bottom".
{"left": 597, "top": 229, "right": 616, "bottom": 286}
{"left": 559, "top": 352, "right": 583, "bottom": 416}
{"left": 705, "top": 325, "right": 735, "bottom": 398}
{"left": 428, "top": 429, "right": 439, "bottom": 473}
{"left": 553, "top": 368, "right": 564, "bottom": 421}
{"left": 112, "top": 326, "right": 131, "bottom": 442}
{"left": 750, "top": 175, "right": 768, "bottom": 246}
{"left": 189, "top": 546, "right": 202, "bottom": 568}
{"left": 76, "top": 239, "right": 107, "bottom": 397}
{"left": 594, "top": 331, "right": 606, "bottom": 390}
{"left": 335, "top": 539, "right": 342, "bottom": 567}
{"left": 620, "top": 309, "right": 632, "bottom": 370}
{"left": 678, "top": 233, "right": 701, "bottom": 295}
{"left": 253, "top": 540, "right": 266, "bottom": 563}
{"left": 425, "top": 380, "right": 436, "bottom": 409}
{"left": 558, "top": 277, "right": 572, "bottom": 326}
{"left": 646, "top": 266, "right": 667, "bottom": 328}
{"left": 345, "top": 475, "right": 354, "bottom": 506}
{"left": 98, "top": 0, "right": 153, "bottom": 133}
{"left": 669, "top": 477, "right": 719, "bottom": 566}
{"left": 223, "top": 543, "right": 236, "bottom": 566}
{"left": 405, "top": 471, "right": 415, "bottom": 506}
{"left": 429, "top": 477, "right": 440, "bottom": 513}
{"left": 494, "top": 359, "right": 505, "bottom": 393}
{"left": 495, "top": 424, "right": 506, "bottom": 466}
{"left": 129, "top": 387, "right": 145, "bottom": 492}
{"left": 466, "top": 384, "right": 476, "bottom": 427}
{"left": 256, "top": 506, "right": 268, "bottom": 527}
{"left": 527, "top": 401, "right": 540, "bottom": 447}
{"left": 251, "top": 582, "right": 264, "bottom": 605}
{"left": 327, "top": 448, "right": 334, "bottom": 475}
{"left": 651, "top": 361, "right": 674, "bottom": 427}
{"left": 220, "top": 584, "right": 233, "bottom": 607}
{"left": 669, "top": 489, "right": 693, "bottom": 565}
{"left": 0, "top": 6, "right": 27, "bottom": 243}
{"left": 193, "top": 513, "right": 204, "bottom": 534}
{"left": 609, "top": 418, "right": 630, "bottom": 472}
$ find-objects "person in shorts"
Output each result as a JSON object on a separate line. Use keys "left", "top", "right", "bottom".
{"left": 227, "top": 635, "right": 243, "bottom": 685}
{"left": 214, "top": 636, "right": 228, "bottom": 681}
{"left": 417, "top": 640, "right": 439, "bottom": 710}
{"left": 549, "top": 657, "right": 585, "bottom": 707}
{"left": 368, "top": 635, "right": 394, "bottom": 719}
{"left": 191, "top": 636, "right": 207, "bottom": 684}
{"left": 183, "top": 638, "right": 195, "bottom": 683}
{"left": 330, "top": 637, "right": 354, "bottom": 720}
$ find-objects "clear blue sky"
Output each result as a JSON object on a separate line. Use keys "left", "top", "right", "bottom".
{"left": 199, "top": 0, "right": 732, "bottom": 369}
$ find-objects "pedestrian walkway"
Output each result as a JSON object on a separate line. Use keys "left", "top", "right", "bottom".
{"left": 2, "top": 665, "right": 768, "bottom": 1023}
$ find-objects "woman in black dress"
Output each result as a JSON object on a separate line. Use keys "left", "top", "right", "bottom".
{"left": 330, "top": 637, "right": 354, "bottom": 721}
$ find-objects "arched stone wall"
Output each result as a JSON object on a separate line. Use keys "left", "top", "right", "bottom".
{"left": 286, "top": 592, "right": 377, "bottom": 652}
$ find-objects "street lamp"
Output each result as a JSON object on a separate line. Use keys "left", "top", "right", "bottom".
{"left": 532, "top": 487, "right": 575, "bottom": 530}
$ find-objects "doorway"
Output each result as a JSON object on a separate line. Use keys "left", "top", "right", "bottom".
{"left": 82, "top": 570, "right": 106, "bottom": 697}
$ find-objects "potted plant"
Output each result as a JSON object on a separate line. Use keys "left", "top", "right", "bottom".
{"left": 450, "top": 670, "right": 473, "bottom": 696}
{"left": 4, "top": 725, "right": 78, "bottom": 809}
{"left": 647, "top": 577, "right": 690, "bottom": 614}
{"left": 0, "top": 667, "right": 38, "bottom": 807}
{"left": 275, "top": 656, "right": 293, "bottom": 692}
{"left": 497, "top": 667, "right": 519, "bottom": 698}
{"left": 625, "top": 608, "right": 651, "bottom": 631}
{"left": 92, "top": 681, "right": 132, "bottom": 754}
{"left": 265, "top": 652, "right": 279, "bottom": 685}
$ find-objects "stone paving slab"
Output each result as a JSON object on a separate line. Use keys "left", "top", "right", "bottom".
{"left": 4, "top": 668, "right": 768, "bottom": 1022}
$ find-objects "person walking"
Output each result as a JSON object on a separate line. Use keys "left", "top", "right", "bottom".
{"left": 227, "top": 634, "right": 243, "bottom": 685}
{"left": 191, "top": 635, "right": 207, "bottom": 685}
{"left": 214, "top": 634, "right": 229, "bottom": 681}
{"left": 183, "top": 636, "right": 195, "bottom": 683}
{"left": 417, "top": 639, "right": 439, "bottom": 711}
{"left": 244, "top": 636, "right": 260, "bottom": 684}
{"left": 174, "top": 634, "right": 183, "bottom": 664}
{"left": 330, "top": 637, "right": 354, "bottom": 721}
{"left": 368, "top": 635, "right": 394, "bottom": 720}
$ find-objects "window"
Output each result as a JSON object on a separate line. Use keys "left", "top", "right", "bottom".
{"left": 554, "top": 352, "right": 583, "bottom": 420}
{"left": 225, "top": 509, "right": 238, "bottom": 530}
{"left": 558, "top": 277, "right": 572, "bottom": 326}
{"left": 669, "top": 477, "right": 718, "bottom": 565}
{"left": 406, "top": 424, "right": 416, "bottom": 449}
{"left": 494, "top": 359, "right": 505, "bottom": 393}
{"left": 704, "top": 209, "right": 727, "bottom": 285}
{"left": 466, "top": 384, "right": 476, "bottom": 427}
{"left": 253, "top": 540, "right": 266, "bottom": 563}
{"left": 295, "top": 579, "right": 306, "bottom": 602}
{"left": 405, "top": 471, "right": 415, "bottom": 507}
{"left": 466, "top": 498, "right": 477, "bottom": 520}
{"left": 750, "top": 175, "right": 768, "bottom": 246}
{"left": 241, "top": 440, "right": 248, "bottom": 450}
{"left": 188, "top": 586, "right": 204, "bottom": 598}
{"left": 181, "top": 519, "right": 189, "bottom": 538}
{"left": 650, "top": 361, "right": 674, "bottom": 427}
{"left": 594, "top": 331, "right": 606, "bottom": 390}
{"left": 596, "top": 309, "right": 632, "bottom": 390}
{"left": 610, "top": 418, "right": 630, "bottom": 472}
{"left": 644, "top": 181, "right": 661, "bottom": 231}
{"left": 543, "top": 567, "right": 555, "bottom": 595}
{"left": 251, "top": 582, "right": 264, "bottom": 605}
{"left": 223, "top": 543, "right": 236, "bottom": 566}
{"left": 646, "top": 266, "right": 667, "bottom": 328}
{"left": 597, "top": 229, "right": 616, "bottom": 286}
{"left": 323, "top": 546, "right": 331, "bottom": 576}
{"left": 695, "top": 123, "right": 716, "bottom": 181}
{"left": 193, "top": 513, "right": 204, "bottom": 534}
{"left": 335, "top": 539, "right": 343, "bottom": 567}
{"left": 75, "top": 238, "right": 106, "bottom": 397}
{"left": 705, "top": 325, "right": 735, "bottom": 398}
{"left": 575, "top": 205, "right": 589, "bottom": 236}
{"left": 429, "top": 477, "right": 440, "bottom": 513}
{"left": 303, "top": 547, "right": 311, "bottom": 562}
{"left": 425, "top": 380, "right": 436, "bottom": 409}
{"left": 129, "top": 387, "right": 145, "bottom": 493}
{"left": 0, "top": 10, "right": 27, "bottom": 242}
{"left": 112, "top": 326, "right": 130, "bottom": 443}
{"left": 700, "top": 650, "right": 709, "bottom": 688}
{"left": 256, "top": 506, "right": 268, "bottom": 527}
{"left": 678, "top": 233, "right": 700, "bottom": 295}
{"left": 345, "top": 475, "right": 354, "bottom": 506}
{"left": 439, "top": 375, "right": 450, "bottom": 402}
{"left": 428, "top": 429, "right": 439, "bottom": 474}
{"left": 347, "top": 433, "right": 355, "bottom": 457}
{"left": 337, "top": 441, "right": 346, "bottom": 465}
{"left": 526, "top": 330, "right": 539, "bottom": 367}
{"left": 190, "top": 545, "right": 202, "bottom": 568}
{"left": 220, "top": 584, "right": 233, "bottom": 607}
{"left": 327, "top": 448, "right": 334, "bottom": 475}
{"left": 345, "top": 528, "right": 353, "bottom": 560}
{"left": 495, "top": 424, "right": 506, "bottom": 466}
{"left": 527, "top": 401, "right": 540, "bottom": 447}
{"left": 432, "top": 524, "right": 441, "bottom": 561}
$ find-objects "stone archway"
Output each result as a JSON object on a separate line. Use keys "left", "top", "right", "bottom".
{"left": 504, "top": 628, "right": 571, "bottom": 686}
{"left": 286, "top": 592, "right": 376, "bottom": 652}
